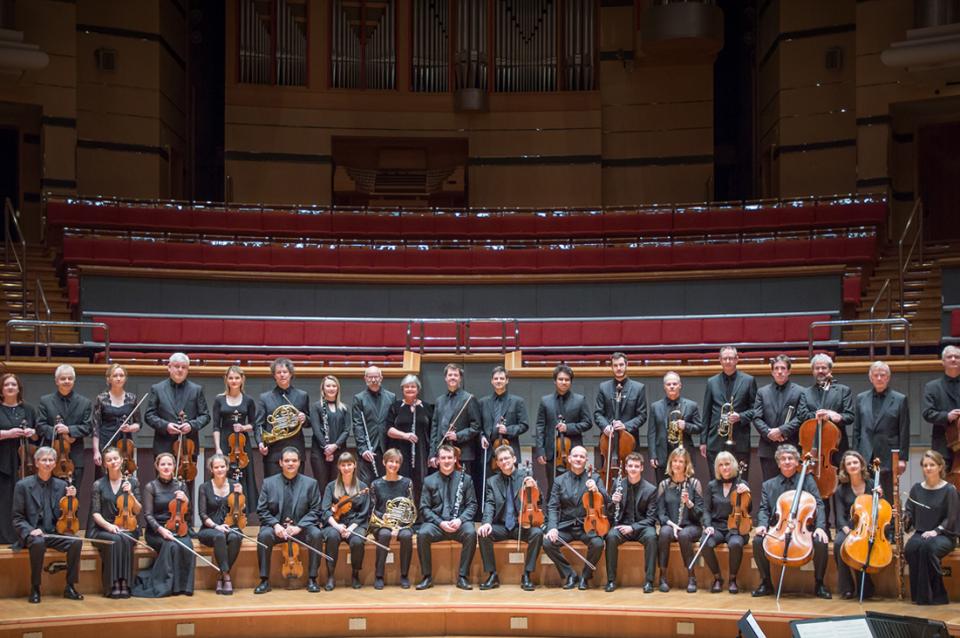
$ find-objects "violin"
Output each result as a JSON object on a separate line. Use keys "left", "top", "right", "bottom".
{"left": 173, "top": 411, "right": 197, "bottom": 483}
{"left": 762, "top": 453, "right": 816, "bottom": 568}
{"left": 226, "top": 469, "right": 247, "bottom": 529}
{"left": 840, "top": 459, "right": 893, "bottom": 575}
{"left": 598, "top": 382, "right": 636, "bottom": 491}
{"left": 797, "top": 376, "right": 840, "bottom": 499}
{"left": 554, "top": 415, "right": 571, "bottom": 471}
{"left": 519, "top": 460, "right": 544, "bottom": 529}
{"left": 228, "top": 410, "right": 249, "bottom": 470}
{"left": 114, "top": 473, "right": 141, "bottom": 532}
{"left": 281, "top": 517, "right": 304, "bottom": 582}
{"left": 165, "top": 479, "right": 189, "bottom": 537}
{"left": 331, "top": 487, "right": 370, "bottom": 522}
{"left": 52, "top": 415, "right": 75, "bottom": 480}
{"left": 727, "top": 462, "right": 752, "bottom": 534}
{"left": 18, "top": 420, "right": 37, "bottom": 480}
{"left": 581, "top": 464, "right": 610, "bottom": 536}
{"left": 490, "top": 416, "right": 510, "bottom": 471}
{"left": 116, "top": 431, "right": 138, "bottom": 475}
{"left": 56, "top": 477, "right": 80, "bottom": 535}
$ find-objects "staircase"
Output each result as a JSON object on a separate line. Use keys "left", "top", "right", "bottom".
{"left": 1, "top": 243, "right": 76, "bottom": 354}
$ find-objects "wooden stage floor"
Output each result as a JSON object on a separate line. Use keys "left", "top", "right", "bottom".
{"left": 1, "top": 586, "right": 957, "bottom": 638}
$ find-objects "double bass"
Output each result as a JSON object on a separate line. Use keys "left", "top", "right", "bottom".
{"left": 598, "top": 382, "right": 636, "bottom": 492}
{"left": 762, "top": 453, "right": 817, "bottom": 599}
{"left": 798, "top": 376, "right": 840, "bottom": 499}
{"left": 840, "top": 459, "right": 892, "bottom": 602}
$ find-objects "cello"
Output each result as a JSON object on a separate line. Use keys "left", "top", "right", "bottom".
{"left": 581, "top": 464, "right": 610, "bottom": 537}
{"left": 762, "top": 453, "right": 817, "bottom": 600}
{"left": 598, "top": 382, "right": 636, "bottom": 492}
{"left": 798, "top": 376, "right": 840, "bottom": 499}
{"left": 840, "top": 459, "right": 892, "bottom": 602}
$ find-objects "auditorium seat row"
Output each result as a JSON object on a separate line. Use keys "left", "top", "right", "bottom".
{"left": 62, "top": 234, "right": 878, "bottom": 273}
{"left": 47, "top": 198, "right": 886, "bottom": 240}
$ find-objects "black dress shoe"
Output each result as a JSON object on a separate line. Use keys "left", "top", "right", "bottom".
{"left": 842, "top": 591, "right": 855, "bottom": 600}
{"left": 643, "top": 581, "right": 654, "bottom": 594}
{"left": 562, "top": 574, "right": 578, "bottom": 590}
{"left": 710, "top": 577, "right": 723, "bottom": 593}
{"left": 752, "top": 582, "right": 773, "bottom": 597}
{"left": 352, "top": 574, "right": 362, "bottom": 589}
{"left": 306, "top": 579, "right": 321, "bottom": 593}
{"left": 254, "top": 580, "right": 272, "bottom": 594}
{"left": 686, "top": 576, "right": 697, "bottom": 593}
{"left": 578, "top": 576, "right": 590, "bottom": 591}
{"left": 325, "top": 577, "right": 335, "bottom": 591}
{"left": 815, "top": 583, "right": 832, "bottom": 600}
{"left": 728, "top": 578, "right": 739, "bottom": 594}
{"left": 400, "top": 576, "right": 410, "bottom": 589}
{"left": 64, "top": 585, "right": 84, "bottom": 601}
{"left": 416, "top": 576, "right": 433, "bottom": 590}
{"left": 520, "top": 573, "right": 535, "bottom": 591}
{"left": 480, "top": 573, "right": 500, "bottom": 590}
{"left": 659, "top": 577, "right": 670, "bottom": 593}
{"left": 374, "top": 577, "right": 384, "bottom": 590}
{"left": 604, "top": 581, "right": 616, "bottom": 593}
{"left": 456, "top": 576, "right": 473, "bottom": 591}
{"left": 28, "top": 587, "right": 40, "bottom": 604}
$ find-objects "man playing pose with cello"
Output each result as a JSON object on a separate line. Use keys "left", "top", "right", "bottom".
{"left": 594, "top": 353, "right": 647, "bottom": 491}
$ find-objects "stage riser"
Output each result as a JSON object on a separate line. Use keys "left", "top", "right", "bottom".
{"left": 2, "top": 540, "right": 955, "bottom": 600}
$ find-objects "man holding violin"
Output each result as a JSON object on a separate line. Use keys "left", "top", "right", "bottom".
{"left": 543, "top": 445, "right": 608, "bottom": 590}
{"left": 12, "top": 446, "right": 83, "bottom": 603}
{"left": 477, "top": 445, "right": 543, "bottom": 591}
{"left": 751, "top": 444, "right": 831, "bottom": 599}
{"left": 535, "top": 365, "right": 593, "bottom": 500}
{"left": 604, "top": 452, "right": 658, "bottom": 593}
{"left": 36, "top": 364, "right": 92, "bottom": 486}
{"left": 594, "top": 354, "right": 647, "bottom": 482}
{"left": 479, "top": 366, "right": 528, "bottom": 473}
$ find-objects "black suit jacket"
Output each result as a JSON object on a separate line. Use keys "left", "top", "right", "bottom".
{"left": 793, "top": 381, "right": 854, "bottom": 452}
{"left": 482, "top": 468, "right": 536, "bottom": 525}
{"left": 420, "top": 470, "right": 477, "bottom": 524}
{"left": 701, "top": 371, "right": 757, "bottom": 454}
{"left": 36, "top": 391, "right": 93, "bottom": 469}
{"left": 430, "top": 390, "right": 481, "bottom": 461}
{"left": 756, "top": 471, "right": 826, "bottom": 532}
{"left": 256, "top": 385, "right": 310, "bottom": 457}
{"left": 352, "top": 388, "right": 396, "bottom": 456}
{"left": 144, "top": 378, "right": 210, "bottom": 455}
{"left": 534, "top": 392, "right": 592, "bottom": 460}
{"left": 647, "top": 397, "right": 701, "bottom": 466}
{"left": 256, "top": 472, "right": 322, "bottom": 528}
{"left": 479, "top": 392, "right": 528, "bottom": 457}
{"left": 752, "top": 381, "right": 803, "bottom": 459}
{"left": 607, "top": 477, "right": 657, "bottom": 531}
{"left": 922, "top": 374, "right": 960, "bottom": 444}
{"left": 852, "top": 388, "right": 910, "bottom": 468}
{"left": 594, "top": 378, "right": 647, "bottom": 436}
{"left": 12, "top": 474, "right": 69, "bottom": 546}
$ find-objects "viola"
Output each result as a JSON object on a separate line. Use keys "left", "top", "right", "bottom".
{"left": 490, "top": 416, "right": 510, "bottom": 471}
{"left": 581, "top": 464, "right": 610, "bottom": 536}
{"left": 331, "top": 487, "right": 370, "bottom": 522}
{"left": 165, "top": 480, "right": 189, "bottom": 537}
{"left": 519, "top": 461, "right": 544, "bottom": 529}
{"left": 727, "top": 464, "right": 752, "bottom": 534}
{"left": 173, "top": 411, "right": 197, "bottom": 483}
{"left": 52, "top": 415, "right": 75, "bottom": 480}
{"left": 554, "top": 416, "right": 571, "bottom": 471}
{"left": 116, "top": 432, "right": 138, "bottom": 475}
{"left": 797, "top": 378, "right": 841, "bottom": 499}
{"left": 281, "top": 517, "right": 304, "bottom": 581}
{"left": 226, "top": 471, "right": 247, "bottom": 530}
{"left": 56, "top": 477, "right": 80, "bottom": 535}
{"left": 762, "top": 454, "right": 816, "bottom": 568}
{"left": 114, "top": 473, "right": 141, "bottom": 532}
{"left": 18, "top": 420, "right": 37, "bottom": 480}
{"left": 840, "top": 459, "right": 893, "bottom": 575}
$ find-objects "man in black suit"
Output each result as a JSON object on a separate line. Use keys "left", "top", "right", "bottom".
{"left": 604, "top": 452, "right": 658, "bottom": 593}
{"left": 35, "top": 364, "right": 92, "bottom": 485}
{"left": 353, "top": 365, "right": 396, "bottom": 486}
{"left": 416, "top": 444, "right": 477, "bottom": 591}
{"left": 648, "top": 372, "right": 702, "bottom": 485}
{"left": 852, "top": 361, "right": 909, "bottom": 503}
{"left": 253, "top": 446, "right": 325, "bottom": 593}
{"left": 479, "top": 366, "right": 529, "bottom": 469}
{"left": 430, "top": 363, "right": 482, "bottom": 506}
{"left": 535, "top": 364, "right": 593, "bottom": 498}
{"left": 257, "top": 358, "right": 310, "bottom": 478}
{"left": 751, "top": 444, "right": 831, "bottom": 599}
{"left": 794, "top": 353, "right": 855, "bottom": 452}
{"left": 701, "top": 346, "right": 757, "bottom": 475}
{"left": 12, "top": 446, "right": 84, "bottom": 603}
{"left": 477, "top": 445, "right": 543, "bottom": 591}
{"left": 922, "top": 344, "right": 960, "bottom": 472}
{"left": 752, "top": 355, "right": 803, "bottom": 481}
{"left": 594, "top": 352, "right": 647, "bottom": 491}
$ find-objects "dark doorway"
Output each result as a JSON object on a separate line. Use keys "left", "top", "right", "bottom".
{"left": 0, "top": 127, "right": 18, "bottom": 241}
{"left": 917, "top": 121, "right": 960, "bottom": 241}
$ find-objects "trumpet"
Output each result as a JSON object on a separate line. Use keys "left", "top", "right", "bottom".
{"left": 667, "top": 409, "right": 683, "bottom": 445}
{"left": 718, "top": 399, "right": 734, "bottom": 446}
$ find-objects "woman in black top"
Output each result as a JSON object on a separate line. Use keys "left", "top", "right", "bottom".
{"left": 320, "top": 451, "right": 371, "bottom": 590}
{"left": 656, "top": 446, "right": 704, "bottom": 593}
{"left": 88, "top": 446, "right": 141, "bottom": 597}
{"left": 833, "top": 450, "right": 877, "bottom": 599}
{"left": 211, "top": 366, "right": 257, "bottom": 511}
{"left": 0, "top": 373, "right": 38, "bottom": 544}
{"left": 92, "top": 364, "right": 141, "bottom": 479}
{"left": 197, "top": 453, "right": 243, "bottom": 594}
{"left": 903, "top": 450, "right": 960, "bottom": 605}
{"left": 132, "top": 452, "right": 196, "bottom": 597}
{"left": 701, "top": 451, "right": 750, "bottom": 594}
{"left": 385, "top": 374, "right": 433, "bottom": 504}
{"left": 309, "top": 375, "right": 350, "bottom": 494}
{"left": 369, "top": 448, "right": 415, "bottom": 589}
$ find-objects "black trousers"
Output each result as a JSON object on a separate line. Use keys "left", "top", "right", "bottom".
{"left": 309, "top": 450, "right": 335, "bottom": 495}
{"left": 905, "top": 533, "right": 954, "bottom": 605}
{"left": 24, "top": 534, "right": 81, "bottom": 588}
{"left": 701, "top": 528, "right": 745, "bottom": 577}
{"left": 417, "top": 521, "right": 477, "bottom": 578}
{"left": 197, "top": 528, "right": 242, "bottom": 573}
{"left": 759, "top": 457, "right": 780, "bottom": 483}
{"left": 605, "top": 525, "right": 657, "bottom": 583}
{"left": 373, "top": 527, "right": 413, "bottom": 577}
{"left": 357, "top": 455, "right": 380, "bottom": 487}
{"left": 321, "top": 526, "right": 367, "bottom": 574}
{"left": 542, "top": 525, "right": 604, "bottom": 580}
{"left": 478, "top": 524, "right": 543, "bottom": 574}
{"left": 657, "top": 524, "right": 701, "bottom": 572}
{"left": 257, "top": 525, "right": 324, "bottom": 579}
{"left": 752, "top": 533, "right": 828, "bottom": 585}
{"left": 834, "top": 530, "right": 875, "bottom": 597}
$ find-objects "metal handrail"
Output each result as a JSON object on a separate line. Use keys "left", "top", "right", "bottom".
{"left": 34, "top": 278, "right": 51, "bottom": 357}
{"left": 868, "top": 278, "right": 892, "bottom": 346}
{"left": 3, "top": 198, "right": 28, "bottom": 318}
{"left": 897, "top": 199, "right": 923, "bottom": 314}
{"left": 5, "top": 319, "right": 109, "bottom": 362}
{"left": 808, "top": 317, "right": 910, "bottom": 359}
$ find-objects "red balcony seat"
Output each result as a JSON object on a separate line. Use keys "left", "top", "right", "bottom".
{"left": 745, "top": 205, "right": 815, "bottom": 230}
{"left": 634, "top": 245, "right": 672, "bottom": 269}
{"left": 91, "top": 316, "right": 140, "bottom": 343}
{"left": 181, "top": 319, "right": 224, "bottom": 345}
{"left": 139, "top": 317, "right": 180, "bottom": 344}
{"left": 431, "top": 212, "right": 469, "bottom": 239}
{"left": 663, "top": 319, "right": 703, "bottom": 345}
{"left": 702, "top": 317, "right": 743, "bottom": 344}
{"left": 603, "top": 245, "right": 638, "bottom": 269}
{"left": 163, "top": 242, "right": 204, "bottom": 268}
{"left": 295, "top": 211, "right": 333, "bottom": 237}
{"left": 201, "top": 244, "right": 238, "bottom": 269}
{"left": 135, "top": 206, "right": 189, "bottom": 231}
{"left": 300, "top": 245, "right": 339, "bottom": 271}
{"left": 814, "top": 202, "right": 884, "bottom": 227}
{"left": 232, "top": 244, "right": 275, "bottom": 270}
{"left": 90, "top": 237, "right": 131, "bottom": 266}
{"left": 191, "top": 208, "right": 260, "bottom": 235}
{"left": 580, "top": 320, "right": 621, "bottom": 347}
{"left": 264, "top": 320, "right": 305, "bottom": 347}
{"left": 518, "top": 322, "right": 542, "bottom": 348}
{"left": 304, "top": 320, "right": 346, "bottom": 346}
{"left": 602, "top": 209, "right": 673, "bottom": 236}
{"left": 671, "top": 243, "right": 704, "bottom": 269}
{"left": 382, "top": 322, "right": 410, "bottom": 348}
{"left": 537, "top": 212, "right": 603, "bottom": 238}
{"left": 621, "top": 319, "right": 663, "bottom": 345}
{"left": 540, "top": 321, "right": 582, "bottom": 347}
{"left": 261, "top": 210, "right": 304, "bottom": 237}
{"left": 743, "top": 316, "right": 785, "bottom": 343}
{"left": 399, "top": 213, "right": 435, "bottom": 237}
{"left": 133, "top": 240, "right": 169, "bottom": 267}
{"left": 62, "top": 236, "right": 95, "bottom": 264}
{"left": 223, "top": 320, "right": 265, "bottom": 345}
{"left": 785, "top": 314, "right": 830, "bottom": 341}
{"left": 700, "top": 242, "right": 741, "bottom": 267}
{"left": 843, "top": 276, "right": 862, "bottom": 306}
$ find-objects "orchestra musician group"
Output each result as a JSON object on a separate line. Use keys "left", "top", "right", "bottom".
{"left": 1, "top": 347, "right": 958, "bottom": 607}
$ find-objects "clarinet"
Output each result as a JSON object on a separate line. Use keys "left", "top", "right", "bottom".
{"left": 451, "top": 469, "right": 465, "bottom": 519}
{"left": 677, "top": 478, "right": 686, "bottom": 526}
{"left": 320, "top": 403, "right": 330, "bottom": 445}
{"left": 613, "top": 467, "right": 624, "bottom": 523}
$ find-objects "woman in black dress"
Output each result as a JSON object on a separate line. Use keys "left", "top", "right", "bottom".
{"left": 92, "top": 364, "right": 141, "bottom": 479}
{"left": 211, "top": 365, "right": 257, "bottom": 511}
{"left": 0, "top": 373, "right": 38, "bottom": 544}
{"left": 385, "top": 374, "right": 432, "bottom": 503}
{"left": 197, "top": 453, "right": 243, "bottom": 595}
{"left": 369, "top": 448, "right": 415, "bottom": 590}
{"left": 903, "top": 450, "right": 960, "bottom": 605}
{"left": 701, "top": 451, "right": 750, "bottom": 594}
{"left": 320, "top": 451, "right": 371, "bottom": 590}
{"left": 87, "top": 446, "right": 141, "bottom": 597}
{"left": 309, "top": 375, "right": 350, "bottom": 493}
{"left": 132, "top": 452, "right": 196, "bottom": 597}
{"left": 656, "top": 446, "right": 703, "bottom": 593}
{"left": 833, "top": 450, "right": 877, "bottom": 599}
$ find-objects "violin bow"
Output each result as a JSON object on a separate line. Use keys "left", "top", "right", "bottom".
{"left": 118, "top": 530, "right": 157, "bottom": 553}
{"left": 556, "top": 535, "right": 596, "bottom": 572}
{"left": 43, "top": 533, "right": 113, "bottom": 546}
{"left": 284, "top": 532, "right": 334, "bottom": 562}
{"left": 687, "top": 528, "right": 714, "bottom": 571}
{"left": 101, "top": 393, "right": 149, "bottom": 450}
{"left": 347, "top": 528, "right": 390, "bottom": 551}
{"left": 171, "top": 536, "right": 223, "bottom": 572}
{"left": 228, "top": 526, "right": 269, "bottom": 549}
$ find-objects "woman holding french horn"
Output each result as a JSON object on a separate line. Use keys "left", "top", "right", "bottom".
{"left": 369, "top": 448, "right": 416, "bottom": 590}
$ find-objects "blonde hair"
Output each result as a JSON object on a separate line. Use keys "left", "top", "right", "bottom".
{"left": 321, "top": 375, "right": 346, "bottom": 411}
{"left": 713, "top": 451, "right": 739, "bottom": 480}
{"left": 222, "top": 365, "right": 246, "bottom": 394}
{"left": 105, "top": 363, "right": 127, "bottom": 385}
{"left": 667, "top": 446, "right": 695, "bottom": 479}
{"left": 837, "top": 450, "right": 871, "bottom": 484}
